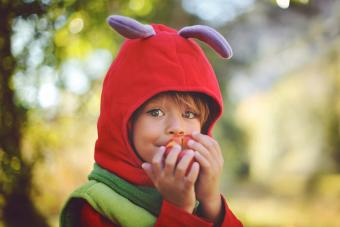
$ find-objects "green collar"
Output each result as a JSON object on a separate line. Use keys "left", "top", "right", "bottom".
{"left": 89, "top": 163, "right": 163, "bottom": 216}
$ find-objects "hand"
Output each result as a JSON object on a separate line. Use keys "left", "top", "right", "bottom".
{"left": 187, "top": 132, "right": 224, "bottom": 222}
{"left": 142, "top": 145, "right": 200, "bottom": 213}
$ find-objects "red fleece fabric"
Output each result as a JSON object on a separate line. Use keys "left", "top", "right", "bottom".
{"left": 80, "top": 202, "right": 117, "bottom": 227}
{"left": 95, "top": 24, "right": 223, "bottom": 186}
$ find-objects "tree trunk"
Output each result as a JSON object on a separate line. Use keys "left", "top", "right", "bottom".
{"left": 0, "top": 1, "right": 49, "bottom": 226}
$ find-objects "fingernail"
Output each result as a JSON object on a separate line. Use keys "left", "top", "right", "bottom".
{"left": 173, "top": 144, "right": 181, "bottom": 150}
{"left": 188, "top": 140, "right": 194, "bottom": 146}
{"left": 187, "top": 150, "right": 194, "bottom": 155}
{"left": 141, "top": 163, "right": 147, "bottom": 169}
{"left": 192, "top": 131, "right": 199, "bottom": 136}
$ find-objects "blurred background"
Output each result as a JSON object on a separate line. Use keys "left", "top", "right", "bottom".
{"left": 0, "top": 0, "right": 339, "bottom": 226}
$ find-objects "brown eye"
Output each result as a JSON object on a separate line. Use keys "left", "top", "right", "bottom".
{"left": 183, "top": 111, "right": 198, "bottom": 119}
{"left": 147, "top": 109, "right": 164, "bottom": 117}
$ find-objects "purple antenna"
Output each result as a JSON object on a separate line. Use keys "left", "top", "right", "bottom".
{"left": 178, "top": 25, "right": 233, "bottom": 59}
{"left": 107, "top": 15, "right": 155, "bottom": 39}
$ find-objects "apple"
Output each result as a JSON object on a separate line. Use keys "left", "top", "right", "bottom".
{"left": 165, "top": 135, "right": 193, "bottom": 150}
{"left": 164, "top": 135, "right": 195, "bottom": 173}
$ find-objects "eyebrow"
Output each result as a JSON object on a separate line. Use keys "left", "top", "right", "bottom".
{"left": 142, "top": 102, "right": 163, "bottom": 112}
{"left": 144, "top": 97, "right": 168, "bottom": 107}
{"left": 145, "top": 100, "right": 162, "bottom": 106}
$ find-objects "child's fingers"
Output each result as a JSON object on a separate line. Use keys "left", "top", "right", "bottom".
{"left": 194, "top": 151, "right": 211, "bottom": 170}
{"left": 152, "top": 146, "right": 166, "bottom": 173}
{"left": 192, "top": 132, "right": 219, "bottom": 152}
{"left": 187, "top": 139, "right": 213, "bottom": 163}
{"left": 141, "top": 163, "right": 155, "bottom": 182}
{"left": 163, "top": 145, "right": 181, "bottom": 176}
{"left": 185, "top": 162, "right": 200, "bottom": 186}
{"left": 191, "top": 132, "right": 221, "bottom": 162}
{"left": 175, "top": 150, "right": 194, "bottom": 178}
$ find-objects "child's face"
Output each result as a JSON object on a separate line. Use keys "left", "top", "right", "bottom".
{"left": 132, "top": 95, "right": 201, "bottom": 163}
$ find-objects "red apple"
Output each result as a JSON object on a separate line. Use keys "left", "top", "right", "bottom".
{"left": 164, "top": 135, "right": 195, "bottom": 173}
{"left": 165, "top": 135, "right": 193, "bottom": 150}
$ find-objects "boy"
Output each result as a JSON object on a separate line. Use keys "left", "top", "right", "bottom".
{"left": 60, "top": 15, "right": 242, "bottom": 227}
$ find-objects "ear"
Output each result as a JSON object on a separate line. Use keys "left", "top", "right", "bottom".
{"left": 107, "top": 15, "right": 155, "bottom": 39}
{"left": 178, "top": 25, "right": 233, "bottom": 59}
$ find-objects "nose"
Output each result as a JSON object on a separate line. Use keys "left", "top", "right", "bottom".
{"left": 166, "top": 115, "right": 185, "bottom": 136}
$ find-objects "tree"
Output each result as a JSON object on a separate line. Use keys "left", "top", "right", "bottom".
{"left": 0, "top": 1, "right": 52, "bottom": 226}
{"left": 0, "top": 0, "right": 197, "bottom": 226}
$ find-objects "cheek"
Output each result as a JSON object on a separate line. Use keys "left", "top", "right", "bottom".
{"left": 187, "top": 119, "right": 201, "bottom": 132}
{"left": 134, "top": 118, "right": 160, "bottom": 141}
{"left": 132, "top": 117, "right": 161, "bottom": 161}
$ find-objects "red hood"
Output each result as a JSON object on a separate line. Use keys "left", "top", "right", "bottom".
{"left": 94, "top": 24, "right": 223, "bottom": 186}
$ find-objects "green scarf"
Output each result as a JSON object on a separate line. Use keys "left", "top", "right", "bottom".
{"left": 60, "top": 163, "right": 162, "bottom": 227}
{"left": 88, "top": 163, "right": 163, "bottom": 216}
{"left": 60, "top": 163, "right": 200, "bottom": 227}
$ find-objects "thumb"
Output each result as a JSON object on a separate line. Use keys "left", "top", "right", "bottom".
{"left": 142, "top": 162, "right": 155, "bottom": 182}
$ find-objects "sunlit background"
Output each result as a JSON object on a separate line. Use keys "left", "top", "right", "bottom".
{"left": 1, "top": 0, "right": 339, "bottom": 226}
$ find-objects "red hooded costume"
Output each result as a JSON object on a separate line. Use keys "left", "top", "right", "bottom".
{"left": 77, "top": 16, "right": 242, "bottom": 226}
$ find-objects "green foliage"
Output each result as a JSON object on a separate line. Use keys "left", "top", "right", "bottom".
{"left": 2, "top": 0, "right": 340, "bottom": 226}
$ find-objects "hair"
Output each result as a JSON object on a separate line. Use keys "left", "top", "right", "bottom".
{"left": 130, "top": 91, "right": 215, "bottom": 133}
